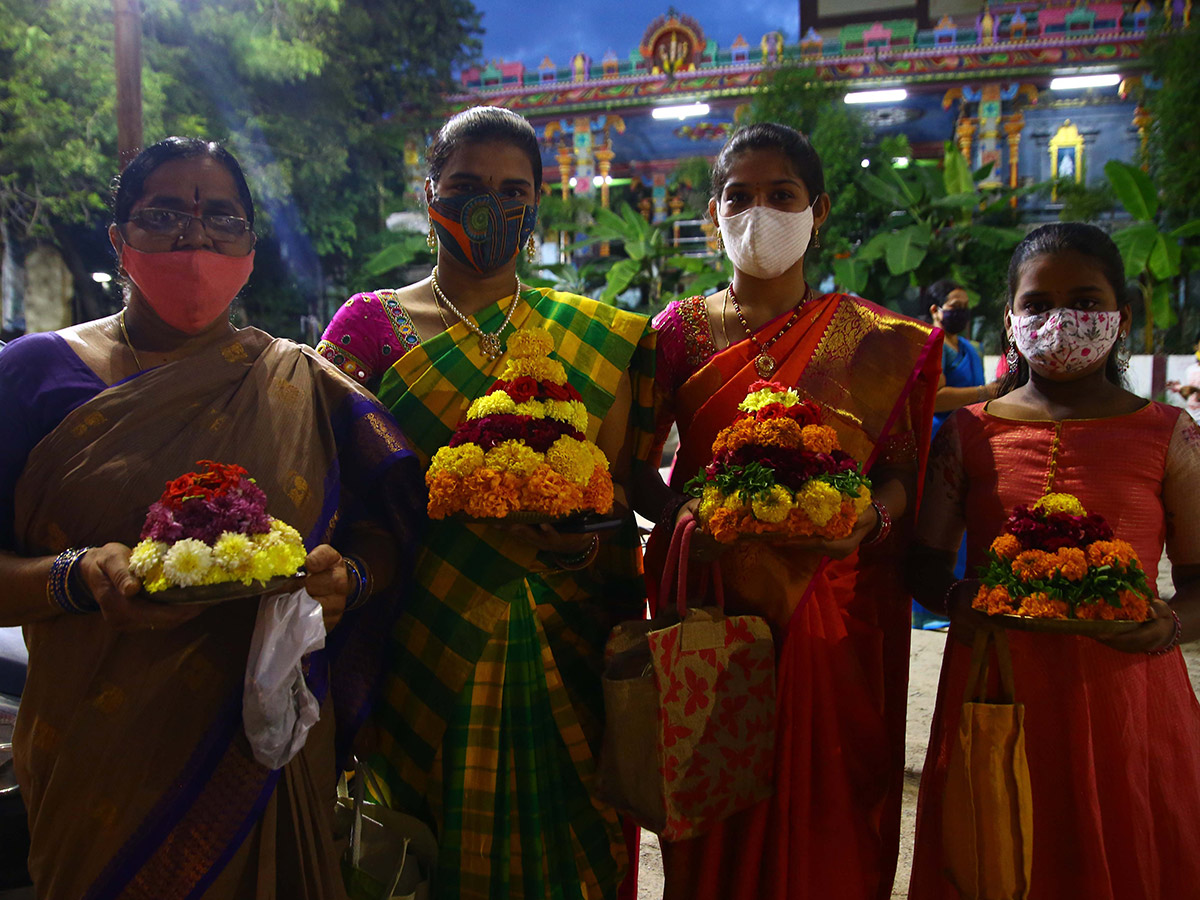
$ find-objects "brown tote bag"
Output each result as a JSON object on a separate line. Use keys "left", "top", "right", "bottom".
{"left": 942, "top": 627, "right": 1033, "bottom": 900}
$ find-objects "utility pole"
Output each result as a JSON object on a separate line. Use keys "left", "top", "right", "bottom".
{"left": 112, "top": 0, "right": 143, "bottom": 171}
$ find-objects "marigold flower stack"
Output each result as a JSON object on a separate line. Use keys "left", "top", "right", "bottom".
{"left": 129, "top": 460, "right": 307, "bottom": 592}
{"left": 426, "top": 328, "right": 613, "bottom": 520}
{"left": 973, "top": 492, "right": 1152, "bottom": 621}
{"left": 685, "top": 380, "right": 872, "bottom": 543}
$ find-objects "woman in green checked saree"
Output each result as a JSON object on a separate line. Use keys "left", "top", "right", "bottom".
{"left": 319, "top": 107, "right": 656, "bottom": 899}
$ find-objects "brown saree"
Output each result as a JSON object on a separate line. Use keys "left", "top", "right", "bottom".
{"left": 10, "top": 328, "right": 421, "bottom": 900}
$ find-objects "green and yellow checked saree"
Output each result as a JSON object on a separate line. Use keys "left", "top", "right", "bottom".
{"left": 371, "top": 287, "right": 655, "bottom": 899}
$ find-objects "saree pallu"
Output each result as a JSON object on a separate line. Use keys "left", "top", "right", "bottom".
{"left": 651, "top": 293, "right": 941, "bottom": 900}
{"left": 11, "top": 329, "right": 422, "bottom": 900}
{"left": 369, "top": 288, "right": 656, "bottom": 900}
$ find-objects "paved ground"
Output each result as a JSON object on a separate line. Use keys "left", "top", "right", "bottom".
{"left": 637, "top": 560, "right": 1200, "bottom": 899}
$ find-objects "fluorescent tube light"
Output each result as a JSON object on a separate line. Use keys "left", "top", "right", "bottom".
{"left": 844, "top": 89, "right": 907, "bottom": 104}
{"left": 1049, "top": 74, "right": 1120, "bottom": 90}
{"left": 651, "top": 103, "right": 710, "bottom": 120}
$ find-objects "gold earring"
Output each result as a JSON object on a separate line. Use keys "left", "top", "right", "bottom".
{"left": 427, "top": 220, "right": 437, "bottom": 252}
{"left": 812, "top": 227, "right": 821, "bottom": 249}
{"left": 715, "top": 229, "right": 724, "bottom": 252}
{"left": 527, "top": 235, "right": 536, "bottom": 263}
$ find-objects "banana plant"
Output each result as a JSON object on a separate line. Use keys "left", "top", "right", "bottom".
{"left": 1105, "top": 159, "right": 1200, "bottom": 351}
{"left": 833, "top": 142, "right": 1033, "bottom": 314}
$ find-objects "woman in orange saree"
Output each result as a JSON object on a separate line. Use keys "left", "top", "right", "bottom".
{"left": 645, "top": 124, "right": 941, "bottom": 900}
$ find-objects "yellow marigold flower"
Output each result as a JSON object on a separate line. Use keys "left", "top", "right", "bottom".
{"left": 505, "top": 357, "right": 567, "bottom": 383}
{"left": 212, "top": 532, "right": 254, "bottom": 573}
{"left": 143, "top": 571, "right": 172, "bottom": 593}
{"left": 698, "top": 485, "right": 723, "bottom": 522}
{"left": 794, "top": 481, "right": 842, "bottom": 527}
{"left": 756, "top": 419, "right": 803, "bottom": 449}
{"left": 267, "top": 518, "right": 302, "bottom": 545}
{"left": 751, "top": 484, "right": 793, "bottom": 524}
{"left": 162, "top": 538, "right": 214, "bottom": 587}
{"left": 800, "top": 424, "right": 838, "bottom": 455}
{"left": 466, "top": 392, "right": 517, "bottom": 420}
{"left": 543, "top": 399, "right": 589, "bottom": 432}
{"left": 723, "top": 492, "right": 748, "bottom": 512}
{"left": 583, "top": 441, "right": 610, "bottom": 472}
{"left": 990, "top": 534, "right": 1022, "bottom": 560}
{"left": 506, "top": 328, "right": 554, "bottom": 359}
{"left": 513, "top": 400, "right": 547, "bottom": 419}
{"left": 428, "top": 443, "right": 485, "bottom": 478}
{"left": 484, "top": 441, "right": 544, "bottom": 476}
{"left": 546, "top": 436, "right": 595, "bottom": 485}
{"left": 129, "top": 540, "right": 168, "bottom": 578}
{"left": 1033, "top": 492, "right": 1087, "bottom": 517}
{"left": 852, "top": 484, "right": 873, "bottom": 516}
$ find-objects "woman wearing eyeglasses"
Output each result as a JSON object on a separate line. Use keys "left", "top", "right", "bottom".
{"left": 0, "top": 136, "right": 423, "bottom": 898}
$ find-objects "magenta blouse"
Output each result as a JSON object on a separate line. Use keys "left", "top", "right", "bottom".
{"left": 317, "top": 290, "right": 422, "bottom": 385}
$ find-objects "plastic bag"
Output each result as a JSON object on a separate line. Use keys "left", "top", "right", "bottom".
{"left": 243, "top": 588, "right": 327, "bottom": 769}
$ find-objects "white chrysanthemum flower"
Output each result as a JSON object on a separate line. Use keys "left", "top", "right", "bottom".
{"left": 128, "top": 540, "right": 168, "bottom": 577}
{"left": 162, "top": 538, "right": 214, "bottom": 587}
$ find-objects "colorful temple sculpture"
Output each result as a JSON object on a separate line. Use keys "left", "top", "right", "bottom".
{"left": 448, "top": 3, "right": 1191, "bottom": 222}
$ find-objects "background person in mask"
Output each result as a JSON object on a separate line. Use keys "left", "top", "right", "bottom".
{"left": 925, "top": 279, "right": 998, "bottom": 437}
{"left": 643, "top": 122, "right": 941, "bottom": 900}
{"left": 0, "top": 136, "right": 423, "bottom": 898}
{"left": 906, "top": 221, "right": 1200, "bottom": 899}
{"left": 319, "top": 106, "right": 656, "bottom": 900}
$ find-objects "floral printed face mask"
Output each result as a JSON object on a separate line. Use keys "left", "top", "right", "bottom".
{"left": 1011, "top": 308, "right": 1121, "bottom": 377}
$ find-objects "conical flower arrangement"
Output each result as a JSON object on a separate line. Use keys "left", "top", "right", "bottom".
{"left": 685, "top": 381, "right": 872, "bottom": 543}
{"left": 128, "top": 460, "right": 307, "bottom": 592}
{"left": 426, "top": 328, "right": 614, "bottom": 521}
{"left": 973, "top": 492, "right": 1152, "bottom": 621}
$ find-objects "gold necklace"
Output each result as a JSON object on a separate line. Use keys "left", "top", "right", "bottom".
{"left": 430, "top": 266, "right": 522, "bottom": 360}
{"left": 728, "top": 282, "right": 813, "bottom": 378}
{"left": 719, "top": 290, "right": 732, "bottom": 349}
{"left": 118, "top": 309, "right": 145, "bottom": 371}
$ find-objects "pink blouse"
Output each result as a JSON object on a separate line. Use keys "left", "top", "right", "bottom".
{"left": 316, "top": 290, "right": 422, "bottom": 385}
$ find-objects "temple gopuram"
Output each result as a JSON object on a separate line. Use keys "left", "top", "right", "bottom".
{"left": 440, "top": 1, "right": 1189, "bottom": 221}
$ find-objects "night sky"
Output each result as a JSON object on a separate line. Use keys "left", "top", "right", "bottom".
{"left": 472, "top": 1, "right": 800, "bottom": 69}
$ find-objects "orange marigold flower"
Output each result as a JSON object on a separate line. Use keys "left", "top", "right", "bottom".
{"left": 755, "top": 418, "right": 803, "bottom": 449}
{"left": 462, "top": 468, "right": 515, "bottom": 519}
{"left": 1052, "top": 547, "right": 1088, "bottom": 582}
{"left": 1086, "top": 540, "right": 1138, "bottom": 569}
{"left": 707, "top": 507, "right": 741, "bottom": 543}
{"left": 1012, "top": 550, "right": 1052, "bottom": 582}
{"left": 724, "top": 418, "right": 758, "bottom": 453}
{"left": 972, "top": 585, "right": 1015, "bottom": 615}
{"left": 1075, "top": 599, "right": 1122, "bottom": 621}
{"left": 427, "top": 472, "right": 465, "bottom": 519}
{"left": 1017, "top": 591, "right": 1069, "bottom": 619}
{"left": 581, "top": 469, "right": 615, "bottom": 514}
{"left": 991, "top": 534, "right": 1022, "bottom": 560}
{"left": 1119, "top": 590, "right": 1151, "bottom": 622}
{"left": 799, "top": 424, "right": 838, "bottom": 455}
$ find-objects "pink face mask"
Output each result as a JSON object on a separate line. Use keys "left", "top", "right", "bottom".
{"left": 121, "top": 246, "right": 254, "bottom": 334}
{"left": 1011, "top": 308, "right": 1121, "bottom": 376}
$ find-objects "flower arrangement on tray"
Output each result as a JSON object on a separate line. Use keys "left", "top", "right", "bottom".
{"left": 683, "top": 380, "right": 872, "bottom": 544}
{"left": 972, "top": 492, "right": 1152, "bottom": 623}
{"left": 425, "top": 328, "right": 613, "bottom": 522}
{"left": 128, "top": 460, "right": 307, "bottom": 593}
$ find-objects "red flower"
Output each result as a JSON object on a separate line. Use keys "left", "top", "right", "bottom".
{"left": 506, "top": 376, "right": 538, "bottom": 403}
{"left": 486, "top": 380, "right": 510, "bottom": 395}
{"left": 541, "top": 381, "right": 570, "bottom": 401}
{"left": 563, "top": 382, "right": 583, "bottom": 401}
{"left": 755, "top": 403, "right": 791, "bottom": 421}
{"left": 785, "top": 400, "right": 823, "bottom": 427}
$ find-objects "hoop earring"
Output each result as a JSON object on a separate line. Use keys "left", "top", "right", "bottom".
{"left": 427, "top": 220, "right": 437, "bottom": 252}
{"left": 527, "top": 235, "right": 537, "bottom": 263}
{"left": 812, "top": 227, "right": 821, "bottom": 249}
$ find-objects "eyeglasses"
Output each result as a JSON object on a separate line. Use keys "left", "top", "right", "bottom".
{"left": 125, "top": 207, "right": 252, "bottom": 242}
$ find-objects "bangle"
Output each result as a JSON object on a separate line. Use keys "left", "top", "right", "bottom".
{"left": 1147, "top": 607, "right": 1183, "bottom": 656}
{"left": 555, "top": 534, "right": 600, "bottom": 571}
{"left": 861, "top": 501, "right": 893, "bottom": 547}
{"left": 342, "top": 555, "right": 373, "bottom": 611}
{"left": 47, "top": 547, "right": 99, "bottom": 614}
{"left": 659, "top": 492, "right": 690, "bottom": 528}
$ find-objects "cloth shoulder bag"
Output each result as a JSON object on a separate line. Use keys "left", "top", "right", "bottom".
{"left": 335, "top": 762, "right": 439, "bottom": 900}
{"left": 598, "top": 515, "right": 776, "bottom": 841}
{"left": 942, "top": 627, "right": 1033, "bottom": 900}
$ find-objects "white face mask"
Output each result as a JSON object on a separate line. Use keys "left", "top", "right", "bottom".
{"left": 1011, "top": 308, "right": 1121, "bottom": 376}
{"left": 718, "top": 205, "right": 814, "bottom": 280}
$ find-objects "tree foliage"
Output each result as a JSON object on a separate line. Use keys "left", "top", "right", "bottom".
{"left": 0, "top": 0, "right": 481, "bottom": 333}
{"left": 1146, "top": 23, "right": 1200, "bottom": 224}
